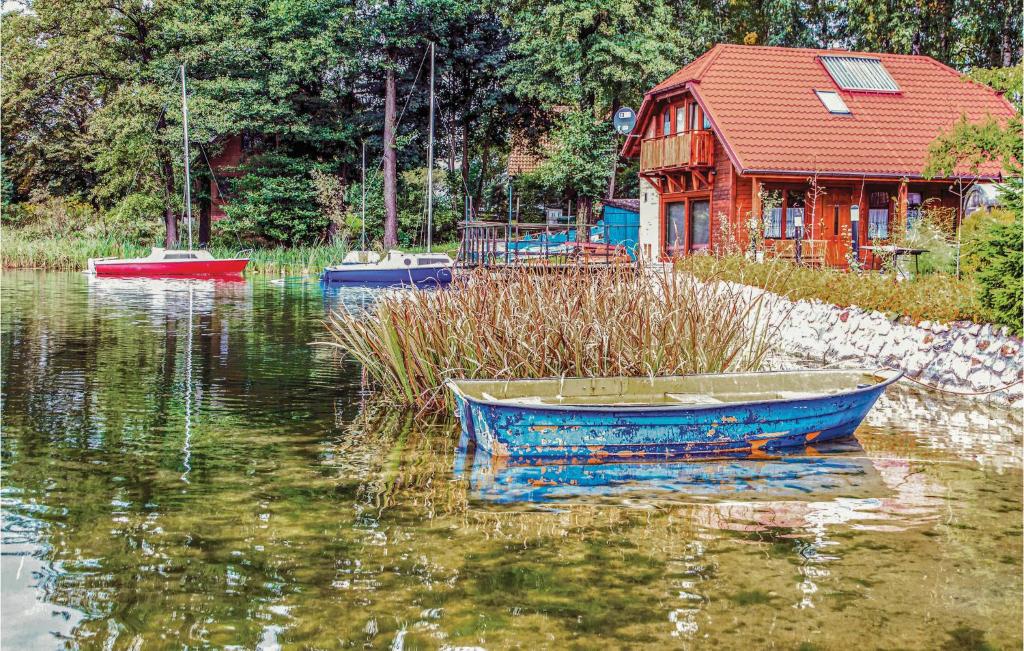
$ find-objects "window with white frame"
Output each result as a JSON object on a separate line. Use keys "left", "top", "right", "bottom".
{"left": 868, "top": 192, "right": 890, "bottom": 239}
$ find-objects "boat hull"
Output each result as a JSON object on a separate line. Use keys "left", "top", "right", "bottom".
{"left": 91, "top": 259, "right": 249, "bottom": 276}
{"left": 449, "top": 371, "right": 899, "bottom": 459}
{"left": 321, "top": 265, "right": 453, "bottom": 285}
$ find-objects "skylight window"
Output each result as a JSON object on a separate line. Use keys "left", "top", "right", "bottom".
{"left": 815, "top": 90, "right": 851, "bottom": 114}
{"left": 820, "top": 56, "right": 900, "bottom": 92}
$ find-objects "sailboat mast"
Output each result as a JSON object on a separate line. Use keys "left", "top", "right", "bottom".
{"left": 180, "top": 64, "right": 193, "bottom": 250}
{"left": 426, "top": 41, "right": 435, "bottom": 253}
{"left": 361, "top": 141, "right": 366, "bottom": 251}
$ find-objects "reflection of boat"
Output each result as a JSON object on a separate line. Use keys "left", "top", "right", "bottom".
{"left": 447, "top": 369, "right": 902, "bottom": 459}
{"left": 87, "top": 247, "right": 249, "bottom": 277}
{"left": 86, "top": 274, "right": 249, "bottom": 318}
{"left": 455, "top": 440, "right": 888, "bottom": 504}
{"left": 321, "top": 250, "right": 453, "bottom": 286}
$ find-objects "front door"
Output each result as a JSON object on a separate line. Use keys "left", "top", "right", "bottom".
{"left": 824, "top": 189, "right": 851, "bottom": 266}
{"left": 689, "top": 200, "right": 710, "bottom": 251}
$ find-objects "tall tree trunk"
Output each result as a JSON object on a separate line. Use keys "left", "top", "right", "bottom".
{"left": 461, "top": 124, "right": 471, "bottom": 218}
{"left": 1001, "top": 12, "right": 1013, "bottom": 67}
{"left": 197, "top": 172, "right": 211, "bottom": 246}
{"left": 607, "top": 97, "right": 621, "bottom": 199}
{"left": 161, "top": 153, "right": 177, "bottom": 248}
{"left": 383, "top": 60, "right": 399, "bottom": 248}
{"left": 156, "top": 112, "right": 178, "bottom": 247}
{"left": 577, "top": 195, "right": 592, "bottom": 244}
{"left": 474, "top": 142, "right": 489, "bottom": 216}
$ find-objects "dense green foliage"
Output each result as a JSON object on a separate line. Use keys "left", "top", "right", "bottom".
{"left": 968, "top": 215, "right": 1023, "bottom": 334}
{"left": 221, "top": 155, "right": 328, "bottom": 246}
{"left": 2, "top": 0, "right": 1021, "bottom": 250}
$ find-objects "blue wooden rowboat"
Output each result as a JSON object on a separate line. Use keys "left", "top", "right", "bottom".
{"left": 446, "top": 369, "right": 902, "bottom": 459}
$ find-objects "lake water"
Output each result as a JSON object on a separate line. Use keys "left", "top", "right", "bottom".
{"left": 2, "top": 271, "right": 1021, "bottom": 650}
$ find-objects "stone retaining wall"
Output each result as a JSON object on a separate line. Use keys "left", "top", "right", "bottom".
{"left": 747, "top": 285, "right": 1023, "bottom": 408}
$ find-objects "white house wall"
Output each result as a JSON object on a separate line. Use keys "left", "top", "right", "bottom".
{"left": 638, "top": 178, "right": 659, "bottom": 261}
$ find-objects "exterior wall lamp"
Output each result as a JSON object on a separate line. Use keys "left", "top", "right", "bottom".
{"left": 850, "top": 204, "right": 860, "bottom": 262}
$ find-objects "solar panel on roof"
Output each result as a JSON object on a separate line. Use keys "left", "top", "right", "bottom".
{"left": 820, "top": 56, "right": 900, "bottom": 92}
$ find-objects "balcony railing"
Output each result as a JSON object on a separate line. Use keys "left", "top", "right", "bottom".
{"left": 639, "top": 131, "right": 714, "bottom": 172}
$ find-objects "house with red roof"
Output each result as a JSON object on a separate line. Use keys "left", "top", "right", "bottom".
{"left": 621, "top": 44, "right": 1017, "bottom": 267}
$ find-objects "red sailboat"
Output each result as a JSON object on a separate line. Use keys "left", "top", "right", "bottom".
{"left": 88, "top": 248, "right": 249, "bottom": 276}
{"left": 87, "top": 65, "right": 248, "bottom": 277}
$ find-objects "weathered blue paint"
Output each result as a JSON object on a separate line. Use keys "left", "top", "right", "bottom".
{"left": 601, "top": 205, "right": 640, "bottom": 258}
{"left": 448, "top": 370, "right": 901, "bottom": 459}
{"left": 454, "top": 440, "right": 885, "bottom": 504}
{"left": 320, "top": 266, "right": 452, "bottom": 286}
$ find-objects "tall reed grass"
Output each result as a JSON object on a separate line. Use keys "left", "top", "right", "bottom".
{"left": 2, "top": 231, "right": 351, "bottom": 275}
{"left": 324, "top": 267, "right": 787, "bottom": 411}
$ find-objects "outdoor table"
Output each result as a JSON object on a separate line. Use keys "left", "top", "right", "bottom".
{"left": 861, "top": 245, "right": 929, "bottom": 277}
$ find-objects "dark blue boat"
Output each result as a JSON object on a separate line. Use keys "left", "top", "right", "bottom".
{"left": 321, "top": 250, "right": 453, "bottom": 286}
{"left": 446, "top": 369, "right": 902, "bottom": 459}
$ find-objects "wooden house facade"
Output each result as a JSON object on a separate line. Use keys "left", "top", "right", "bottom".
{"left": 621, "top": 44, "right": 1016, "bottom": 266}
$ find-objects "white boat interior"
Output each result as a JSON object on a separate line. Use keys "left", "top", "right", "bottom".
{"left": 341, "top": 250, "right": 382, "bottom": 264}
{"left": 448, "top": 369, "right": 901, "bottom": 407}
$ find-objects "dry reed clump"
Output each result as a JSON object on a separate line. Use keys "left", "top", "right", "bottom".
{"left": 324, "top": 267, "right": 787, "bottom": 412}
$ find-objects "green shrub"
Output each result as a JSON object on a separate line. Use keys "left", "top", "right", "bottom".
{"left": 961, "top": 208, "right": 1018, "bottom": 275}
{"left": 104, "top": 192, "right": 165, "bottom": 244}
{"left": 903, "top": 217, "right": 955, "bottom": 275}
{"left": 681, "top": 255, "right": 984, "bottom": 325}
{"left": 220, "top": 154, "right": 329, "bottom": 246}
{"left": 972, "top": 215, "right": 1023, "bottom": 334}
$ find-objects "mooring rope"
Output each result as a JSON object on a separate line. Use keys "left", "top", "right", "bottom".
{"left": 777, "top": 356, "right": 1021, "bottom": 397}
{"left": 887, "top": 369, "right": 1023, "bottom": 397}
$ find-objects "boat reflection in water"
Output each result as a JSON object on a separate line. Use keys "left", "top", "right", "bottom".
{"left": 455, "top": 433, "right": 888, "bottom": 505}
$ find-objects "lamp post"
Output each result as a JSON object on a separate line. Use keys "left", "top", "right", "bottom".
{"left": 794, "top": 209, "right": 804, "bottom": 264}
{"left": 850, "top": 204, "right": 860, "bottom": 265}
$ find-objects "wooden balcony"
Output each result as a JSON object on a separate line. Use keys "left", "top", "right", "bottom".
{"left": 639, "top": 131, "right": 714, "bottom": 172}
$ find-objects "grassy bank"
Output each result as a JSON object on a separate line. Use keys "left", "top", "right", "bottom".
{"left": 324, "top": 267, "right": 785, "bottom": 411}
{"left": 2, "top": 231, "right": 458, "bottom": 275}
{"left": 679, "top": 255, "right": 988, "bottom": 326}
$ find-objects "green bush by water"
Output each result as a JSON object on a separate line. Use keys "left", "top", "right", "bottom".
{"left": 681, "top": 255, "right": 987, "bottom": 326}
{"left": 968, "top": 215, "right": 1023, "bottom": 334}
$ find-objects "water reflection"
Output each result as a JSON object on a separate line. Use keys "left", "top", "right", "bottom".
{"left": 457, "top": 439, "right": 890, "bottom": 505}
{"left": 1, "top": 272, "right": 1020, "bottom": 649}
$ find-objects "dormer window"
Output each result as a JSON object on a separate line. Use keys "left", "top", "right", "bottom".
{"left": 816, "top": 90, "right": 851, "bottom": 114}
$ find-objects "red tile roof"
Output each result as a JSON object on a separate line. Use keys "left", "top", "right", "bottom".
{"left": 626, "top": 44, "right": 1017, "bottom": 179}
